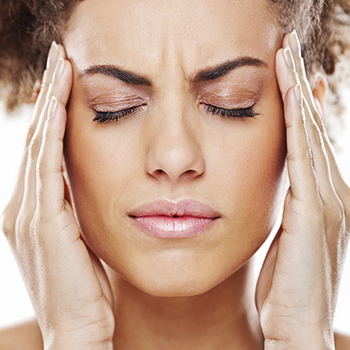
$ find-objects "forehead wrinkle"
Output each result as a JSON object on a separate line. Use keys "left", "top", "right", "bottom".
{"left": 63, "top": 0, "right": 281, "bottom": 95}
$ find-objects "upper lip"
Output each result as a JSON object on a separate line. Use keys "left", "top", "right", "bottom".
{"left": 128, "top": 199, "right": 221, "bottom": 219}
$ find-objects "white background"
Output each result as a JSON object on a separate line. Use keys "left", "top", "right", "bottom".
{"left": 0, "top": 95, "right": 349, "bottom": 332}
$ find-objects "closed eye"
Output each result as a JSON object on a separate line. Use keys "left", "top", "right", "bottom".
{"left": 92, "top": 102, "right": 259, "bottom": 124}
{"left": 203, "top": 104, "right": 260, "bottom": 118}
{"left": 92, "top": 104, "right": 146, "bottom": 124}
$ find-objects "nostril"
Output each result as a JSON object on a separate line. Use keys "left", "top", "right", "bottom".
{"left": 151, "top": 169, "right": 168, "bottom": 180}
{"left": 154, "top": 169, "right": 165, "bottom": 176}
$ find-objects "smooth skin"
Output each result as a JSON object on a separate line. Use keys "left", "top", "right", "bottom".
{"left": 1, "top": 0, "right": 350, "bottom": 349}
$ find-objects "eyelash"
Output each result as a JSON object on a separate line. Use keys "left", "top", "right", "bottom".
{"left": 204, "top": 104, "right": 260, "bottom": 118}
{"left": 92, "top": 105, "right": 145, "bottom": 124}
{"left": 92, "top": 103, "right": 259, "bottom": 124}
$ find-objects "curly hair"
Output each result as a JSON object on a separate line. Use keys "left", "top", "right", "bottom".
{"left": 0, "top": 0, "right": 350, "bottom": 112}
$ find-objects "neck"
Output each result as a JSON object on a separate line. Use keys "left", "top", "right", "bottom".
{"left": 105, "top": 260, "right": 263, "bottom": 350}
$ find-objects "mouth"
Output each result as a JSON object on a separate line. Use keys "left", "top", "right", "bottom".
{"left": 128, "top": 199, "right": 221, "bottom": 238}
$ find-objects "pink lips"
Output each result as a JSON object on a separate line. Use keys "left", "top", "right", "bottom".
{"left": 128, "top": 199, "right": 220, "bottom": 238}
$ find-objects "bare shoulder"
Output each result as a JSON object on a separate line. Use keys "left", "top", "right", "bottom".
{"left": 335, "top": 330, "right": 350, "bottom": 350}
{"left": 0, "top": 318, "right": 43, "bottom": 350}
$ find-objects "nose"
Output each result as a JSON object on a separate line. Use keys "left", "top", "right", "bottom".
{"left": 145, "top": 117, "right": 205, "bottom": 184}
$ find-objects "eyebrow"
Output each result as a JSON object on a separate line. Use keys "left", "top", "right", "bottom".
{"left": 81, "top": 65, "right": 152, "bottom": 86}
{"left": 80, "top": 57, "right": 266, "bottom": 86}
{"left": 192, "top": 57, "right": 267, "bottom": 83}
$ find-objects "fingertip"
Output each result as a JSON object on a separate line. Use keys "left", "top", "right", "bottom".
{"left": 56, "top": 42, "right": 68, "bottom": 60}
{"left": 282, "top": 32, "right": 291, "bottom": 49}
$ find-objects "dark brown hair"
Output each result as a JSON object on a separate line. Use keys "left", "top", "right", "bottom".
{"left": 0, "top": 0, "right": 350, "bottom": 112}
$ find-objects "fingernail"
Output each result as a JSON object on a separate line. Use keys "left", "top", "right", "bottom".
{"left": 48, "top": 96, "right": 58, "bottom": 118}
{"left": 52, "top": 58, "right": 65, "bottom": 82}
{"left": 294, "top": 84, "right": 302, "bottom": 106}
{"left": 290, "top": 30, "right": 301, "bottom": 57}
{"left": 283, "top": 46, "right": 294, "bottom": 70}
{"left": 46, "top": 41, "right": 59, "bottom": 69}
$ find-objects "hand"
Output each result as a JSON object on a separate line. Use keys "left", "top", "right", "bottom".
{"left": 1, "top": 43, "right": 114, "bottom": 350}
{"left": 256, "top": 31, "right": 350, "bottom": 349}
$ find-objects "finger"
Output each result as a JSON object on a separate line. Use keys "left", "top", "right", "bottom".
{"left": 36, "top": 98, "right": 67, "bottom": 216}
{"left": 276, "top": 48, "right": 318, "bottom": 202}
{"left": 283, "top": 43, "right": 332, "bottom": 199}
{"left": 279, "top": 34, "right": 337, "bottom": 204}
{"left": 31, "top": 42, "right": 65, "bottom": 130}
{"left": 284, "top": 32, "right": 322, "bottom": 130}
{"left": 1, "top": 43, "right": 63, "bottom": 238}
{"left": 285, "top": 86, "right": 319, "bottom": 202}
{"left": 284, "top": 32, "right": 326, "bottom": 136}
{"left": 7, "top": 43, "right": 63, "bottom": 209}
{"left": 22, "top": 57, "right": 72, "bottom": 217}
{"left": 301, "top": 97, "right": 337, "bottom": 202}
{"left": 285, "top": 32, "right": 349, "bottom": 200}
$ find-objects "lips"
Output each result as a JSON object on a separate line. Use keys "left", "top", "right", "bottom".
{"left": 128, "top": 199, "right": 220, "bottom": 238}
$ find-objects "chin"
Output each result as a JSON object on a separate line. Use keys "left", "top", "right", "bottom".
{"left": 132, "top": 271, "right": 223, "bottom": 298}
{"left": 100, "top": 244, "right": 255, "bottom": 298}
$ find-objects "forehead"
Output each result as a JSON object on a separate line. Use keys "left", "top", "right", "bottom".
{"left": 63, "top": 0, "right": 281, "bottom": 75}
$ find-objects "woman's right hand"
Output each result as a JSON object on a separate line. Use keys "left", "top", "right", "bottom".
{"left": 1, "top": 42, "right": 115, "bottom": 350}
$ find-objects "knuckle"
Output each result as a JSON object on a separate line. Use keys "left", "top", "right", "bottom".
{"left": 25, "top": 124, "right": 36, "bottom": 148}
{"left": 294, "top": 56, "right": 304, "bottom": 74}
{"left": 47, "top": 81, "right": 54, "bottom": 98}
{"left": 0, "top": 205, "right": 16, "bottom": 238}
{"left": 286, "top": 143, "right": 311, "bottom": 165}
{"left": 343, "top": 187, "right": 350, "bottom": 215}
{"left": 300, "top": 143, "right": 312, "bottom": 164}
{"left": 310, "top": 202, "right": 325, "bottom": 227}
{"left": 50, "top": 81, "right": 63, "bottom": 101}
{"left": 28, "top": 136, "right": 41, "bottom": 159}
{"left": 324, "top": 195, "right": 345, "bottom": 226}
{"left": 36, "top": 155, "right": 49, "bottom": 178}
{"left": 309, "top": 121, "right": 322, "bottom": 142}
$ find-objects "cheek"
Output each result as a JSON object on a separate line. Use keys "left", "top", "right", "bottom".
{"left": 64, "top": 115, "right": 142, "bottom": 235}
{"left": 210, "top": 101, "right": 286, "bottom": 239}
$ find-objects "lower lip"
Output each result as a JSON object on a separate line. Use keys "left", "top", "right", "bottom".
{"left": 131, "top": 216, "right": 216, "bottom": 238}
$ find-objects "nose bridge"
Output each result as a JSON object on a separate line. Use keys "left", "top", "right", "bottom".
{"left": 145, "top": 100, "right": 205, "bottom": 183}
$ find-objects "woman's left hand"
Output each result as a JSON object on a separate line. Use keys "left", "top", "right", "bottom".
{"left": 256, "top": 31, "right": 350, "bottom": 349}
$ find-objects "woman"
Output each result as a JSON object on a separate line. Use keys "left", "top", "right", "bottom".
{"left": 0, "top": 0, "right": 350, "bottom": 348}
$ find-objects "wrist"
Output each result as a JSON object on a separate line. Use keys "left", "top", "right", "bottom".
{"left": 45, "top": 340, "right": 113, "bottom": 350}
{"left": 263, "top": 329, "right": 335, "bottom": 350}
{"left": 43, "top": 331, "right": 114, "bottom": 350}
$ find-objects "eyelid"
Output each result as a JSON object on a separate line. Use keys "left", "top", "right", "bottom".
{"left": 197, "top": 85, "right": 260, "bottom": 109}
{"left": 90, "top": 97, "right": 147, "bottom": 111}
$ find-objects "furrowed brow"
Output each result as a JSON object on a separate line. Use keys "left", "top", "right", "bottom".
{"left": 80, "top": 65, "right": 152, "bottom": 86}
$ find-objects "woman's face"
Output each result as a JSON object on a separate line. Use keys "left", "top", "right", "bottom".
{"left": 63, "top": 0, "right": 286, "bottom": 297}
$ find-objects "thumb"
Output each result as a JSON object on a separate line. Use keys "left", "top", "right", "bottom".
{"left": 89, "top": 249, "right": 114, "bottom": 308}
{"left": 256, "top": 226, "right": 282, "bottom": 313}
